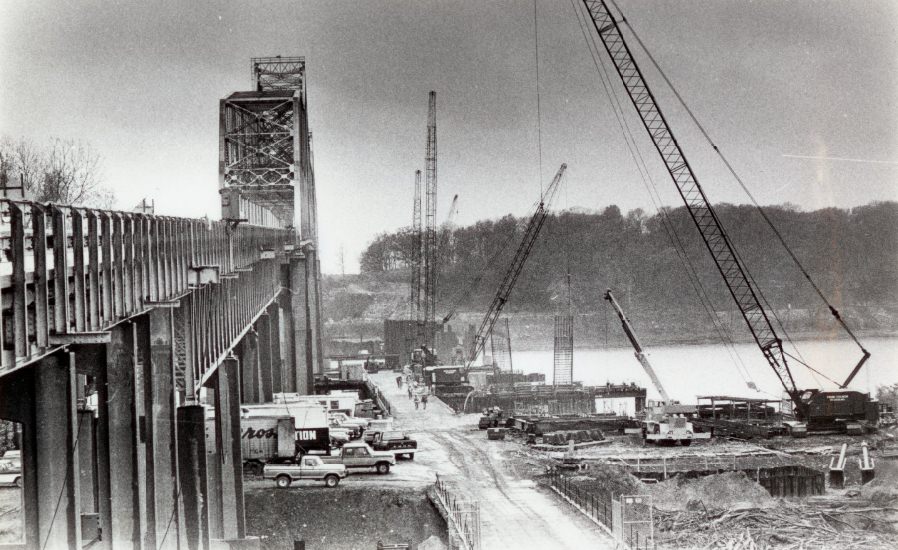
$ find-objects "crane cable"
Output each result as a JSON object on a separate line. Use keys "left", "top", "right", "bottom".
{"left": 570, "top": 0, "right": 756, "bottom": 388}
{"left": 607, "top": 0, "right": 869, "bottom": 358}
{"left": 533, "top": 0, "right": 544, "bottom": 196}
{"left": 568, "top": 0, "right": 758, "bottom": 389}
{"left": 601, "top": 0, "right": 823, "bottom": 388}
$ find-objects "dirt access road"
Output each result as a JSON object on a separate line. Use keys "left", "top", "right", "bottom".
{"left": 370, "top": 372, "right": 613, "bottom": 549}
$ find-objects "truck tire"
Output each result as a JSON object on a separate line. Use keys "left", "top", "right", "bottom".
{"left": 376, "top": 462, "right": 390, "bottom": 475}
{"left": 275, "top": 475, "right": 292, "bottom": 489}
{"left": 244, "top": 461, "right": 263, "bottom": 477}
{"left": 14, "top": 476, "right": 22, "bottom": 488}
{"left": 324, "top": 474, "right": 340, "bottom": 488}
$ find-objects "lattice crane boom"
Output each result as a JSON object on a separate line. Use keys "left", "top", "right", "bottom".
{"left": 466, "top": 164, "right": 567, "bottom": 368}
{"left": 423, "top": 91, "right": 438, "bottom": 349}
{"left": 604, "top": 289, "right": 671, "bottom": 404}
{"left": 579, "top": 0, "right": 806, "bottom": 416}
{"left": 411, "top": 170, "right": 423, "bottom": 344}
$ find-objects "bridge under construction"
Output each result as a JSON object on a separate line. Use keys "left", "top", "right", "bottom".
{"left": 0, "top": 57, "right": 323, "bottom": 549}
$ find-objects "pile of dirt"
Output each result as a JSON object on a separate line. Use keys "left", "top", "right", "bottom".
{"left": 861, "top": 459, "right": 898, "bottom": 506}
{"left": 245, "top": 485, "right": 447, "bottom": 550}
{"left": 564, "top": 465, "right": 642, "bottom": 502}
{"left": 646, "top": 471, "right": 775, "bottom": 512}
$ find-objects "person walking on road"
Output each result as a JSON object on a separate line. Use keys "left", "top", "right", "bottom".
{"left": 414, "top": 394, "right": 420, "bottom": 410}
{"left": 421, "top": 394, "right": 429, "bottom": 410}
{"left": 396, "top": 375, "right": 403, "bottom": 389}
{"left": 407, "top": 386, "right": 413, "bottom": 400}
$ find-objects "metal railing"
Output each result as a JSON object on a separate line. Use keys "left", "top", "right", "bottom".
{"left": 433, "top": 474, "right": 480, "bottom": 550}
{"left": 0, "top": 198, "right": 294, "bottom": 380}
{"left": 546, "top": 471, "right": 612, "bottom": 527}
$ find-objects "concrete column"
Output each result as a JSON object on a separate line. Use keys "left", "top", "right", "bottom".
{"left": 211, "top": 356, "right": 245, "bottom": 541}
{"left": 33, "top": 353, "right": 82, "bottom": 549}
{"left": 240, "top": 332, "right": 262, "bottom": 404}
{"left": 77, "top": 408, "right": 98, "bottom": 513}
{"left": 268, "top": 305, "right": 283, "bottom": 395}
{"left": 205, "top": 388, "right": 223, "bottom": 541}
{"left": 277, "top": 267, "right": 295, "bottom": 393}
{"left": 146, "top": 307, "right": 180, "bottom": 550}
{"left": 306, "top": 249, "right": 322, "bottom": 375}
{"left": 289, "top": 253, "right": 312, "bottom": 394}
{"left": 176, "top": 405, "right": 208, "bottom": 550}
{"left": 98, "top": 323, "right": 142, "bottom": 549}
{"left": 256, "top": 315, "right": 274, "bottom": 402}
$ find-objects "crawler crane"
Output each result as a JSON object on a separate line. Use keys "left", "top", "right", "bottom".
{"left": 465, "top": 164, "right": 567, "bottom": 370}
{"left": 579, "top": 0, "right": 876, "bottom": 433}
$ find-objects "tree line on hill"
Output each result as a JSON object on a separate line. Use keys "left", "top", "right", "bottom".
{"left": 358, "top": 202, "right": 898, "bottom": 329}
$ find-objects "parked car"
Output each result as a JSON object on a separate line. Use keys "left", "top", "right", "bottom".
{"left": 0, "top": 451, "right": 22, "bottom": 488}
{"left": 321, "top": 441, "right": 395, "bottom": 474}
{"left": 371, "top": 431, "right": 417, "bottom": 460}
{"left": 262, "top": 455, "right": 347, "bottom": 488}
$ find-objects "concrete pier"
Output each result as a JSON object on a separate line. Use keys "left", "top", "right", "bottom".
{"left": 147, "top": 307, "right": 180, "bottom": 550}
{"left": 177, "top": 405, "right": 209, "bottom": 550}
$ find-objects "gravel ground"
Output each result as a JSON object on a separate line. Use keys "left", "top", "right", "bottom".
{"left": 366, "top": 372, "right": 615, "bottom": 549}
{"left": 0, "top": 487, "right": 21, "bottom": 544}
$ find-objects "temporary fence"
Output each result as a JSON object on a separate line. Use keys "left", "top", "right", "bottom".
{"left": 433, "top": 474, "right": 481, "bottom": 550}
{"left": 546, "top": 471, "right": 655, "bottom": 550}
{"left": 546, "top": 471, "right": 612, "bottom": 527}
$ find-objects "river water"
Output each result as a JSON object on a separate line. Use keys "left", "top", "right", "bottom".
{"left": 509, "top": 336, "right": 898, "bottom": 403}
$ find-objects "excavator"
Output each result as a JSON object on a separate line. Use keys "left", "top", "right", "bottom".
{"left": 578, "top": 0, "right": 877, "bottom": 434}
{"left": 604, "top": 290, "right": 710, "bottom": 446}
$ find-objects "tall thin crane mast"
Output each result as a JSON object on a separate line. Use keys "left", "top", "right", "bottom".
{"left": 411, "top": 170, "right": 424, "bottom": 345}
{"left": 423, "top": 92, "right": 438, "bottom": 349}
{"left": 578, "top": 0, "right": 805, "bottom": 414}
{"left": 466, "top": 164, "right": 567, "bottom": 368}
{"left": 604, "top": 289, "right": 671, "bottom": 404}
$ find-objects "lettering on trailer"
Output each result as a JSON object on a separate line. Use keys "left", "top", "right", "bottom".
{"left": 242, "top": 428, "right": 277, "bottom": 439}
{"left": 297, "top": 430, "right": 318, "bottom": 441}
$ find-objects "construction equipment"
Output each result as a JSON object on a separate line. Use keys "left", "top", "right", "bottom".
{"left": 465, "top": 164, "right": 567, "bottom": 369}
{"left": 578, "top": 0, "right": 875, "bottom": 432}
{"left": 423, "top": 91, "right": 438, "bottom": 350}
{"left": 604, "top": 290, "right": 709, "bottom": 446}
{"left": 410, "top": 169, "right": 423, "bottom": 346}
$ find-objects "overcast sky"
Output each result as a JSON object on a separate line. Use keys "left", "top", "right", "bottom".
{"left": 2, "top": 0, "right": 896, "bottom": 273}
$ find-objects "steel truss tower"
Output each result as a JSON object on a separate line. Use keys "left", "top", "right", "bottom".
{"left": 219, "top": 56, "right": 325, "bottom": 373}
{"left": 423, "top": 91, "right": 438, "bottom": 349}
{"left": 411, "top": 170, "right": 424, "bottom": 345}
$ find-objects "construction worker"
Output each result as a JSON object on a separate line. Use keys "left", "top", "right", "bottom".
{"left": 413, "top": 394, "right": 420, "bottom": 410}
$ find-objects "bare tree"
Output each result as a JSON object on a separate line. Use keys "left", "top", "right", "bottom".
{"left": 0, "top": 136, "right": 115, "bottom": 208}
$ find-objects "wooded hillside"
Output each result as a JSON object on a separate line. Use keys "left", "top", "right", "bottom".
{"left": 354, "top": 202, "right": 898, "bottom": 333}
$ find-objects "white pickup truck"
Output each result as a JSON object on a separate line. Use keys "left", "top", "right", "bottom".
{"left": 262, "top": 455, "right": 347, "bottom": 488}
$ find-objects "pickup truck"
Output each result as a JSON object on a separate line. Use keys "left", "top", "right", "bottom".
{"left": 363, "top": 419, "right": 395, "bottom": 444}
{"left": 263, "top": 455, "right": 347, "bottom": 488}
{"left": 321, "top": 441, "right": 396, "bottom": 474}
{"left": 371, "top": 431, "right": 417, "bottom": 460}
{"left": 328, "top": 412, "right": 368, "bottom": 439}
